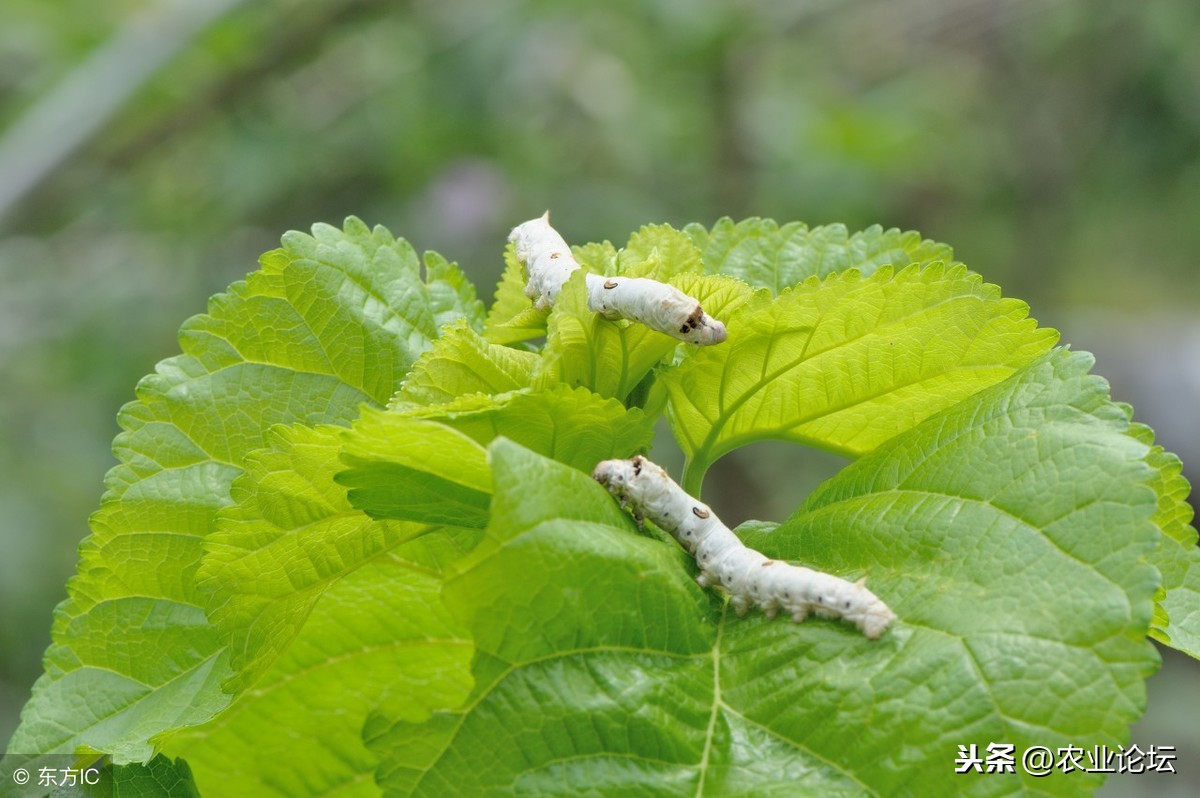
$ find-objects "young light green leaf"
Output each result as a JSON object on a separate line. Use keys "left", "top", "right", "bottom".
{"left": 175, "top": 420, "right": 474, "bottom": 798}
{"left": 482, "top": 243, "right": 548, "bottom": 344}
{"left": 198, "top": 424, "right": 442, "bottom": 692}
{"left": 572, "top": 240, "right": 618, "bottom": 275}
{"left": 398, "top": 384, "right": 655, "bottom": 470}
{"left": 423, "top": 250, "right": 487, "bottom": 333}
{"left": 171, "top": 533, "right": 473, "bottom": 798}
{"left": 368, "top": 350, "right": 1163, "bottom": 797}
{"left": 341, "top": 385, "right": 656, "bottom": 525}
{"left": 7, "top": 218, "right": 479, "bottom": 764}
{"left": 664, "top": 264, "right": 1058, "bottom": 494}
{"left": 685, "top": 217, "right": 954, "bottom": 292}
{"left": 616, "top": 223, "right": 705, "bottom": 279}
{"left": 1136, "top": 436, "right": 1200, "bottom": 658}
{"left": 1155, "top": 543, "right": 1200, "bottom": 659}
{"left": 338, "top": 410, "right": 493, "bottom": 528}
{"left": 392, "top": 319, "right": 538, "bottom": 408}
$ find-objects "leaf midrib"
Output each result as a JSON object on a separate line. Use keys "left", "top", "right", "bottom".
{"left": 694, "top": 605, "right": 724, "bottom": 797}
{"left": 405, "top": 620, "right": 877, "bottom": 797}
{"left": 27, "top": 649, "right": 227, "bottom": 754}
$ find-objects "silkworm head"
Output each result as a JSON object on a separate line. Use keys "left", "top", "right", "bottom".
{"left": 592, "top": 459, "right": 626, "bottom": 493}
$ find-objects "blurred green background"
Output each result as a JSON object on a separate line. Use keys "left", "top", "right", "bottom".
{"left": 1, "top": 0, "right": 1197, "bottom": 793}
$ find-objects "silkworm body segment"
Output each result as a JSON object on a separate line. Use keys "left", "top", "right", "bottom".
{"left": 592, "top": 456, "right": 896, "bottom": 639}
{"left": 508, "top": 213, "right": 727, "bottom": 345}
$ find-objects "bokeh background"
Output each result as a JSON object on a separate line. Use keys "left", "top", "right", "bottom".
{"left": 2, "top": 0, "right": 1198, "bottom": 793}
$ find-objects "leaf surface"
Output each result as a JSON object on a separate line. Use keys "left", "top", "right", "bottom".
{"left": 482, "top": 244, "right": 548, "bottom": 344}
{"left": 199, "top": 425, "right": 449, "bottom": 691}
{"left": 618, "top": 224, "right": 706, "bottom": 280}
{"left": 339, "top": 411, "right": 493, "bottom": 528}
{"left": 180, "top": 545, "right": 472, "bottom": 797}
{"left": 1135, "top": 432, "right": 1200, "bottom": 658}
{"left": 393, "top": 320, "right": 538, "bottom": 408}
{"left": 685, "top": 217, "right": 953, "bottom": 292}
{"left": 107, "top": 755, "right": 202, "bottom": 798}
{"left": 663, "top": 264, "right": 1058, "bottom": 493}
{"left": 341, "top": 386, "right": 655, "bottom": 525}
{"left": 171, "top": 426, "right": 473, "bottom": 797}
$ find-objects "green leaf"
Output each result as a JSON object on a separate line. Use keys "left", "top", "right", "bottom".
{"left": 105, "top": 755, "right": 201, "bottom": 798}
{"left": 198, "top": 425, "right": 439, "bottom": 691}
{"left": 735, "top": 348, "right": 1162, "bottom": 794}
{"left": 367, "top": 350, "right": 1162, "bottom": 796}
{"left": 339, "top": 410, "right": 493, "bottom": 528}
{"left": 392, "top": 319, "right": 538, "bottom": 408}
{"left": 685, "top": 217, "right": 954, "bottom": 292}
{"left": 340, "top": 385, "right": 656, "bottom": 524}
{"left": 7, "top": 218, "right": 479, "bottom": 764}
{"left": 572, "top": 240, "right": 619, "bottom": 275}
{"left": 482, "top": 243, "right": 548, "bottom": 344}
{"left": 663, "top": 264, "right": 1058, "bottom": 494}
{"left": 398, "top": 385, "right": 656, "bottom": 470}
{"left": 171, "top": 532, "right": 473, "bottom": 797}
{"left": 617, "top": 223, "right": 705, "bottom": 279}
{"left": 1136, "top": 433, "right": 1200, "bottom": 658}
{"left": 1155, "top": 541, "right": 1200, "bottom": 659}
{"left": 422, "top": 250, "right": 487, "bottom": 334}
{"left": 171, "top": 423, "right": 473, "bottom": 797}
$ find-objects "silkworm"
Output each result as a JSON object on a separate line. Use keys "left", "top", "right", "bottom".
{"left": 508, "top": 212, "right": 727, "bottom": 345}
{"left": 592, "top": 456, "right": 896, "bottom": 639}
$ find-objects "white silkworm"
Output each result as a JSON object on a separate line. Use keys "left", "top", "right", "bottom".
{"left": 592, "top": 456, "right": 896, "bottom": 639}
{"left": 508, "top": 212, "right": 727, "bottom": 345}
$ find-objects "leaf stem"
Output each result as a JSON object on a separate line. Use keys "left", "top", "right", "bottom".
{"left": 681, "top": 458, "right": 707, "bottom": 498}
